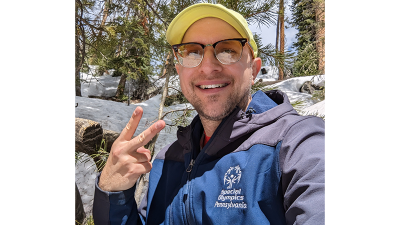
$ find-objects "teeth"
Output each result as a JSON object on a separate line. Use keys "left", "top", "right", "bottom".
{"left": 199, "top": 83, "right": 228, "bottom": 89}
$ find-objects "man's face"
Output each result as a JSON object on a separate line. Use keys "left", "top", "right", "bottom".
{"left": 175, "top": 17, "right": 261, "bottom": 122}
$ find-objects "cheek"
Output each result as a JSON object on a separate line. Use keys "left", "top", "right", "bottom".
{"left": 237, "top": 66, "right": 253, "bottom": 84}
{"left": 179, "top": 74, "right": 191, "bottom": 94}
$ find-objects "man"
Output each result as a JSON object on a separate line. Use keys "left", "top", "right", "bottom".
{"left": 93, "top": 3, "right": 325, "bottom": 225}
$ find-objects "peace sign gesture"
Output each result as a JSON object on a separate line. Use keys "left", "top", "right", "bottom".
{"left": 98, "top": 106, "right": 165, "bottom": 192}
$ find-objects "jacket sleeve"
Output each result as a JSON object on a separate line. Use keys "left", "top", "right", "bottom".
{"left": 92, "top": 173, "right": 146, "bottom": 225}
{"left": 279, "top": 116, "right": 325, "bottom": 225}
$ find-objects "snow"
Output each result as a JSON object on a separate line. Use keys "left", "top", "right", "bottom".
{"left": 75, "top": 68, "right": 325, "bottom": 217}
{"left": 260, "top": 75, "right": 325, "bottom": 111}
{"left": 256, "top": 65, "right": 279, "bottom": 80}
{"left": 301, "top": 100, "right": 325, "bottom": 117}
{"left": 80, "top": 66, "right": 120, "bottom": 98}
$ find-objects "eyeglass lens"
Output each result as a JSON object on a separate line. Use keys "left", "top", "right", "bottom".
{"left": 175, "top": 39, "right": 244, "bottom": 68}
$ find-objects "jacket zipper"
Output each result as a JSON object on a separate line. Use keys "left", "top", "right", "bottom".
{"left": 184, "top": 171, "right": 193, "bottom": 225}
{"left": 184, "top": 139, "right": 195, "bottom": 225}
{"left": 186, "top": 159, "right": 195, "bottom": 173}
{"left": 183, "top": 125, "right": 209, "bottom": 225}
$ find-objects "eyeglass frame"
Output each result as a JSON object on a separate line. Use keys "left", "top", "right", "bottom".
{"left": 171, "top": 38, "right": 255, "bottom": 68}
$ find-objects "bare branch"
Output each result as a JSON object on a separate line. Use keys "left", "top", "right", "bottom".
{"left": 167, "top": 86, "right": 181, "bottom": 93}
{"left": 143, "top": 0, "right": 168, "bottom": 30}
{"left": 161, "top": 108, "right": 195, "bottom": 120}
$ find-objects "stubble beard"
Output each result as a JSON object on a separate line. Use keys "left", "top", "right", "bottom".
{"left": 187, "top": 77, "right": 252, "bottom": 122}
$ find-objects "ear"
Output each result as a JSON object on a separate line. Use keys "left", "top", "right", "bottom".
{"left": 251, "top": 57, "right": 262, "bottom": 85}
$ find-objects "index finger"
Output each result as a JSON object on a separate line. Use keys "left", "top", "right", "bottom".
{"left": 127, "top": 120, "right": 166, "bottom": 152}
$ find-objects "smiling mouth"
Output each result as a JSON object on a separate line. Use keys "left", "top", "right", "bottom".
{"left": 197, "top": 83, "right": 229, "bottom": 89}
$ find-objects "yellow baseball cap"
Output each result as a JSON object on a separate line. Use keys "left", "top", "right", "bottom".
{"left": 166, "top": 3, "right": 258, "bottom": 57}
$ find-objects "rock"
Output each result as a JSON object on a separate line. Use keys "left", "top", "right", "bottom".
{"left": 75, "top": 153, "right": 97, "bottom": 219}
{"left": 300, "top": 80, "right": 324, "bottom": 95}
{"left": 300, "top": 81, "right": 315, "bottom": 94}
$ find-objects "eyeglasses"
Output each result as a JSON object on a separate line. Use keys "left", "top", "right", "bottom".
{"left": 172, "top": 38, "right": 251, "bottom": 68}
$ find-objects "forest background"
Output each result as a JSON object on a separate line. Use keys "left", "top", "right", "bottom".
{"left": 2, "top": 0, "right": 400, "bottom": 224}
{"left": 75, "top": 0, "right": 326, "bottom": 100}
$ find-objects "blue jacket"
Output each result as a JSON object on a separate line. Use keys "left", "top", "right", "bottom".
{"left": 93, "top": 90, "right": 325, "bottom": 225}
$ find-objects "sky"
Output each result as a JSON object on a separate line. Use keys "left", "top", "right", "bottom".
{"left": 249, "top": 23, "right": 298, "bottom": 51}
{"left": 248, "top": 0, "right": 298, "bottom": 53}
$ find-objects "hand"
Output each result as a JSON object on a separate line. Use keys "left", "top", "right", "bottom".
{"left": 98, "top": 106, "right": 165, "bottom": 192}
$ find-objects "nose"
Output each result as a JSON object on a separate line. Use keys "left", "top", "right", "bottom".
{"left": 198, "top": 46, "right": 222, "bottom": 74}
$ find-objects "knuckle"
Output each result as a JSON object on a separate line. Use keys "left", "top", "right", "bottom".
{"left": 111, "top": 147, "right": 123, "bottom": 158}
{"left": 128, "top": 167, "right": 139, "bottom": 175}
{"left": 132, "top": 162, "right": 152, "bottom": 174}
{"left": 137, "top": 132, "right": 145, "bottom": 143}
{"left": 119, "top": 156, "right": 130, "bottom": 166}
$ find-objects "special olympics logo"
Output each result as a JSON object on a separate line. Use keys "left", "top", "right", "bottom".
{"left": 224, "top": 165, "right": 242, "bottom": 189}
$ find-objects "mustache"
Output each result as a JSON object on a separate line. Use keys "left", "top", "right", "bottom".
{"left": 190, "top": 73, "right": 232, "bottom": 83}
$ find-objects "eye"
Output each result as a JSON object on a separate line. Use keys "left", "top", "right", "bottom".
{"left": 188, "top": 50, "right": 200, "bottom": 55}
{"left": 221, "top": 48, "right": 236, "bottom": 54}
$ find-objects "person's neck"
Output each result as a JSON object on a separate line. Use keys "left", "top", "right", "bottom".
{"left": 200, "top": 96, "right": 252, "bottom": 137}
{"left": 200, "top": 117, "right": 222, "bottom": 138}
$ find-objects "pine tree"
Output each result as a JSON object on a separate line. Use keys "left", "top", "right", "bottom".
{"left": 278, "top": 0, "right": 285, "bottom": 80}
{"left": 290, "top": 0, "right": 325, "bottom": 76}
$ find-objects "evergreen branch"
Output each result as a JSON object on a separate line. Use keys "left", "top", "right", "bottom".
{"left": 246, "top": 8, "right": 276, "bottom": 20}
{"left": 80, "top": 15, "right": 105, "bottom": 32}
{"left": 83, "top": 41, "right": 109, "bottom": 60}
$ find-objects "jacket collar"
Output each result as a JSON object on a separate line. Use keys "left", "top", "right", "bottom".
{"left": 177, "top": 90, "right": 298, "bottom": 159}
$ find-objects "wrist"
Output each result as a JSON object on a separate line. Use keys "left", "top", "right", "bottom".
{"left": 98, "top": 169, "right": 114, "bottom": 192}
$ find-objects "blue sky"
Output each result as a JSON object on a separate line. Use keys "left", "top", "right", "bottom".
{"left": 248, "top": 1, "right": 298, "bottom": 54}
{"left": 249, "top": 23, "right": 298, "bottom": 52}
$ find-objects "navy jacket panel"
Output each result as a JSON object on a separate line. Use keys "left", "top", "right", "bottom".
{"left": 93, "top": 175, "right": 141, "bottom": 225}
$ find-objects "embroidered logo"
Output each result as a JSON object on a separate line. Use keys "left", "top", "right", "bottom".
{"left": 214, "top": 165, "right": 247, "bottom": 209}
{"left": 224, "top": 165, "right": 242, "bottom": 189}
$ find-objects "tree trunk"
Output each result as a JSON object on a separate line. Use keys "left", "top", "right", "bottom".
{"left": 115, "top": 73, "right": 127, "bottom": 99}
{"left": 135, "top": 50, "right": 174, "bottom": 206}
{"left": 275, "top": 13, "right": 280, "bottom": 52}
{"left": 102, "top": 129, "right": 120, "bottom": 152}
{"left": 315, "top": 0, "right": 325, "bottom": 74}
{"left": 278, "top": 0, "right": 285, "bottom": 80}
{"left": 145, "top": 51, "right": 173, "bottom": 156}
{"left": 75, "top": 1, "right": 82, "bottom": 96}
{"left": 75, "top": 118, "right": 104, "bottom": 156}
{"left": 75, "top": 33, "right": 82, "bottom": 97}
{"left": 98, "top": 0, "right": 111, "bottom": 37}
{"left": 275, "top": 11, "right": 280, "bottom": 71}
{"left": 75, "top": 183, "right": 86, "bottom": 224}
